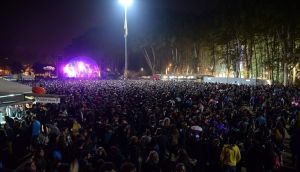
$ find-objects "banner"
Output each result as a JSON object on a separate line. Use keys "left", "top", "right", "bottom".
{"left": 21, "top": 75, "right": 35, "bottom": 81}
{"left": 35, "top": 97, "right": 60, "bottom": 104}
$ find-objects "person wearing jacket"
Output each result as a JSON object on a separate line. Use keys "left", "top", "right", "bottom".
{"left": 220, "top": 137, "right": 241, "bottom": 172}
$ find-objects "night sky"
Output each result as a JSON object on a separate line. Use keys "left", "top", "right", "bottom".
{"left": 0, "top": 0, "right": 212, "bottom": 63}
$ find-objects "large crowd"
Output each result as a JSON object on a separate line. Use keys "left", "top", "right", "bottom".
{"left": 1, "top": 80, "right": 300, "bottom": 172}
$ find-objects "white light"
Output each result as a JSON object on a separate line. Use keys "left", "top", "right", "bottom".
{"left": 78, "top": 62, "right": 85, "bottom": 71}
{"left": 0, "top": 94, "right": 21, "bottom": 98}
{"left": 119, "top": 0, "right": 133, "bottom": 7}
{"left": 246, "top": 79, "right": 250, "bottom": 82}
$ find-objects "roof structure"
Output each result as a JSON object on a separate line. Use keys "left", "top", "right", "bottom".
{"left": 0, "top": 79, "right": 32, "bottom": 96}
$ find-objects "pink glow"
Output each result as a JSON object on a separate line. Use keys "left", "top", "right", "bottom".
{"left": 62, "top": 57, "right": 100, "bottom": 78}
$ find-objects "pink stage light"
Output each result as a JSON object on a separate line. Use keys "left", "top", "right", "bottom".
{"left": 62, "top": 57, "right": 100, "bottom": 78}
{"left": 63, "top": 64, "right": 76, "bottom": 77}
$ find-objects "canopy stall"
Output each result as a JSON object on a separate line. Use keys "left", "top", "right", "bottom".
{"left": 0, "top": 79, "right": 32, "bottom": 124}
{"left": 0, "top": 79, "right": 32, "bottom": 106}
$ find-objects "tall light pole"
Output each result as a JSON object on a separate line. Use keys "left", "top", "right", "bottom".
{"left": 119, "top": 0, "right": 132, "bottom": 80}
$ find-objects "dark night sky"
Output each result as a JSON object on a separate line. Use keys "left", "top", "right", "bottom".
{"left": 0, "top": 0, "right": 212, "bottom": 63}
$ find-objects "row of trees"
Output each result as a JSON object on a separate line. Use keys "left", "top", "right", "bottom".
{"left": 0, "top": 61, "right": 53, "bottom": 75}
{"left": 128, "top": 0, "right": 300, "bottom": 84}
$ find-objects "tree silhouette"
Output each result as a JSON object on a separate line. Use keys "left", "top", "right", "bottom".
{"left": 9, "top": 61, "right": 23, "bottom": 74}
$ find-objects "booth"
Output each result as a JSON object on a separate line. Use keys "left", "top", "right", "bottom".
{"left": 0, "top": 79, "right": 33, "bottom": 124}
{"left": 0, "top": 79, "right": 64, "bottom": 125}
{"left": 26, "top": 86, "right": 61, "bottom": 104}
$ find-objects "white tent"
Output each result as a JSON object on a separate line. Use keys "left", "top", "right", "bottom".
{"left": 0, "top": 79, "right": 32, "bottom": 95}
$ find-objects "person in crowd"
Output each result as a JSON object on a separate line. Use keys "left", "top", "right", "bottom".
{"left": 120, "top": 162, "right": 136, "bottom": 172}
{"left": 71, "top": 119, "right": 81, "bottom": 136}
{"left": 33, "top": 148, "right": 47, "bottom": 172}
{"left": 31, "top": 115, "right": 41, "bottom": 148}
{"left": 176, "top": 149, "right": 197, "bottom": 171}
{"left": 69, "top": 158, "right": 79, "bottom": 172}
{"left": 100, "top": 161, "right": 116, "bottom": 172}
{"left": 142, "top": 150, "right": 161, "bottom": 172}
{"left": 175, "top": 163, "right": 187, "bottom": 172}
{"left": 220, "top": 137, "right": 241, "bottom": 172}
{"left": 4, "top": 80, "right": 299, "bottom": 172}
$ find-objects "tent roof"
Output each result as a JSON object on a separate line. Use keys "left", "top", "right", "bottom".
{"left": 0, "top": 79, "right": 32, "bottom": 95}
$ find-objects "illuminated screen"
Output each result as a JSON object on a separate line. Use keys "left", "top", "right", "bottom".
{"left": 62, "top": 57, "right": 100, "bottom": 78}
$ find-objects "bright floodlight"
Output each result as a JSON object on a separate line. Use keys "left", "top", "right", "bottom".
{"left": 119, "top": 0, "right": 133, "bottom": 7}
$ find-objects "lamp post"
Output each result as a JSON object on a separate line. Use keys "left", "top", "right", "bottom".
{"left": 119, "top": 0, "right": 133, "bottom": 80}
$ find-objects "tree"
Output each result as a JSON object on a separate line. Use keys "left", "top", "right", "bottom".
{"left": 9, "top": 61, "right": 23, "bottom": 74}
{"left": 32, "top": 63, "right": 44, "bottom": 74}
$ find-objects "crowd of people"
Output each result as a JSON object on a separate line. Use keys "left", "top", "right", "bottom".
{"left": 1, "top": 80, "right": 300, "bottom": 172}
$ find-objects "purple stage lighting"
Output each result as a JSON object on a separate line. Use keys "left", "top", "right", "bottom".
{"left": 62, "top": 57, "right": 100, "bottom": 78}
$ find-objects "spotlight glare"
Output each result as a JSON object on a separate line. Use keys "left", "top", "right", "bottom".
{"left": 119, "top": 0, "right": 133, "bottom": 7}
